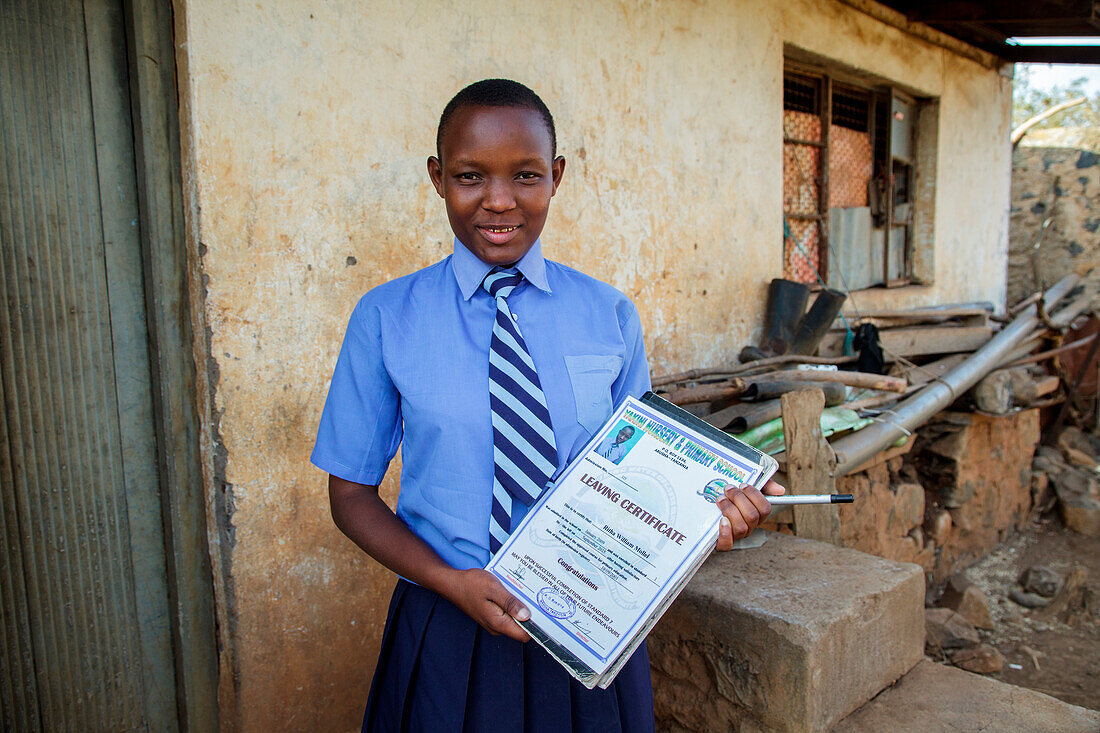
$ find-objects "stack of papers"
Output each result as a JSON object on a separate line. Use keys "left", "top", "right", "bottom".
{"left": 486, "top": 391, "right": 778, "bottom": 688}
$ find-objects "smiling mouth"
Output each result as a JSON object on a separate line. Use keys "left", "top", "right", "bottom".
{"left": 478, "top": 224, "right": 522, "bottom": 244}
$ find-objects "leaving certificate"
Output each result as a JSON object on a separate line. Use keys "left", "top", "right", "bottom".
{"left": 485, "top": 392, "right": 777, "bottom": 688}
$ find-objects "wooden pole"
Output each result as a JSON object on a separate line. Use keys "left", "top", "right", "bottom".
{"left": 1011, "top": 97, "right": 1087, "bottom": 146}
{"left": 781, "top": 389, "right": 843, "bottom": 545}
{"left": 659, "top": 379, "right": 748, "bottom": 405}
{"left": 754, "top": 369, "right": 907, "bottom": 393}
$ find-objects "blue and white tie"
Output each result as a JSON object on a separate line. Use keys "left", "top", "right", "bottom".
{"left": 483, "top": 268, "right": 558, "bottom": 554}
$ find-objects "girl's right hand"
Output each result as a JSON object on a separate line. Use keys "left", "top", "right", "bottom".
{"left": 445, "top": 568, "right": 532, "bottom": 643}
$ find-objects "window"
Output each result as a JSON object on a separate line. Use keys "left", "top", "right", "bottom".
{"left": 783, "top": 64, "right": 934, "bottom": 290}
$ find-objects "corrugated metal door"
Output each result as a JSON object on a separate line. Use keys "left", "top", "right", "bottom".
{"left": 0, "top": 0, "right": 179, "bottom": 730}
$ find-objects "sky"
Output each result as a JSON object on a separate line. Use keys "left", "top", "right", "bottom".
{"left": 1019, "top": 63, "right": 1100, "bottom": 95}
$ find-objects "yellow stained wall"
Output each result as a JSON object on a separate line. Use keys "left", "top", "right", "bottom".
{"left": 172, "top": 0, "right": 1012, "bottom": 729}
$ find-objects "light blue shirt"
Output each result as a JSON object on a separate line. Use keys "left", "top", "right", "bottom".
{"left": 311, "top": 239, "right": 651, "bottom": 570}
{"left": 596, "top": 437, "right": 631, "bottom": 464}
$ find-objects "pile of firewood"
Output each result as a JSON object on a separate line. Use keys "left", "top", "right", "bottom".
{"left": 652, "top": 292, "right": 1099, "bottom": 451}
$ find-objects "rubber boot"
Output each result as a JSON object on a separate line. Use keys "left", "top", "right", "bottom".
{"left": 789, "top": 289, "right": 847, "bottom": 355}
{"left": 759, "top": 279, "right": 810, "bottom": 356}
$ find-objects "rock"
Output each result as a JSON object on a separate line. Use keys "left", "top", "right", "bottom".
{"left": 972, "top": 370, "right": 1013, "bottom": 414}
{"left": 1050, "top": 466, "right": 1100, "bottom": 535}
{"left": 948, "top": 586, "right": 995, "bottom": 630}
{"left": 1034, "top": 444, "right": 1066, "bottom": 468}
{"left": 1051, "top": 465, "right": 1100, "bottom": 501}
{"left": 1031, "top": 470, "right": 1056, "bottom": 515}
{"left": 890, "top": 482, "right": 925, "bottom": 534}
{"left": 938, "top": 574, "right": 993, "bottom": 630}
{"left": 927, "top": 509, "right": 952, "bottom": 545}
{"left": 973, "top": 368, "right": 1040, "bottom": 414}
{"left": 951, "top": 643, "right": 1005, "bottom": 675}
{"left": 1020, "top": 565, "right": 1063, "bottom": 598}
{"left": 1061, "top": 493, "right": 1100, "bottom": 536}
{"left": 939, "top": 572, "right": 972, "bottom": 600}
{"left": 649, "top": 533, "right": 925, "bottom": 733}
{"left": 1009, "top": 589, "right": 1052, "bottom": 608}
{"left": 1033, "top": 565, "right": 1095, "bottom": 626}
{"left": 925, "top": 608, "right": 980, "bottom": 652}
{"left": 1032, "top": 447, "right": 1067, "bottom": 484}
{"left": 1056, "top": 426, "right": 1100, "bottom": 468}
{"left": 948, "top": 506, "right": 974, "bottom": 532}
{"left": 836, "top": 659, "right": 1100, "bottom": 732}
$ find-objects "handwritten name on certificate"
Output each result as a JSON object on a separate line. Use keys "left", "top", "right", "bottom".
{"left": 487, "top": 396, "right": 770, "bottom": 678}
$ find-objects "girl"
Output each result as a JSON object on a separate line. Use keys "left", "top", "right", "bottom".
{"left": 312, "top": 78, "right": 783, "bottom": 732}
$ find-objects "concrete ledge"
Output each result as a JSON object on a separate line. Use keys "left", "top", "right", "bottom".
{"left": 649, "top": 532, "right": 924, "bottom": 733}
{"left": 836, "top": 659, "right": 1100, "bottom": 731}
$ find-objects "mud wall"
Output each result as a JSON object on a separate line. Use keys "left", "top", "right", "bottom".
{"left": 171, "top": 0, "right": 1013, "bottom": 729}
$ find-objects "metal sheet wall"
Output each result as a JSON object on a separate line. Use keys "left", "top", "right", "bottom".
{"left": 1, "top": 0, "right": 177, "bottom": 729}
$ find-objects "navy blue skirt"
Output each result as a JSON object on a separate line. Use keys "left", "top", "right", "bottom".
{"left": 363, "top": 579, "right": 656, "bottom": 733}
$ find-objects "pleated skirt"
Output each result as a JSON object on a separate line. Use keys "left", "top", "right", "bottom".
{"left": 363, "top": 579, "right": 656, "bottom": 733}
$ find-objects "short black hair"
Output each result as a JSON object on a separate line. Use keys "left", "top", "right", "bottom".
{"left": 436, "top": 78, "right": 557, "bottom": 159}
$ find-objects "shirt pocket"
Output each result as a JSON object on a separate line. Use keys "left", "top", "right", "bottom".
{"left": 564, "top": 354, "right": 623, "bottom": 434}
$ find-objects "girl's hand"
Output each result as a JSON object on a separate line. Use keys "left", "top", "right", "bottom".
{"left": 445, "top": 568, "right": 532, "bottom": 643}
{"left": 715, "top": 479, "right": 786, "bottom": 551}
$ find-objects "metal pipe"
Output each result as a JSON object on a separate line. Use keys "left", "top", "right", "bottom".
{"left": 833, "top": 274, "right": 1080, "bottom": 475}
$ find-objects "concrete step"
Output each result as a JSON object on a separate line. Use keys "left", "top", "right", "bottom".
{"left": 835, "top": 658, "right": 1100, "bottom": 732}
{"left": 649, "top": 532, "right": 924, "bottom": 733}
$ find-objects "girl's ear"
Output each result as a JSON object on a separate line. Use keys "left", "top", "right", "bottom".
{"left": 427, "top": 156, "right": 445, "bottom": 198}
{"left": 550, "top": 156, "right": 566, "bottom": 195}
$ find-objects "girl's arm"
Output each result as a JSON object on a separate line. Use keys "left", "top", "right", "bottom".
{"left": 328, "top": 474, "right": 532, "bottom": 642}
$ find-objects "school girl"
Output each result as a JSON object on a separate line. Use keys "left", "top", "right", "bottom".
{"left": 312, "top": 78, "right": 782, "bottom": 733}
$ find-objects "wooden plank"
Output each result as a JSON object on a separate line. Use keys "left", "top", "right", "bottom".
{"left": 754, "top": 369, "right": 907, "bottom": 393}
{"left": 817, "top": 325, "right": 993, "bottom": 359}
{"left": 831, "top": 312, "right": 989, "bottom": 330}
{"left": 125, "top": 0, "right": 221, "bottom": 728}
{"left": 781, "top": 389, "right": 843, "bottom": 545}
{"left": 819, "top": 79, "right": 832, "bottom": 281}
{"left": 840, "top": 306, "right": 992, "bottom": 319}
{"left": 1035, "top": 375, "right": 1061, "bottom": 397}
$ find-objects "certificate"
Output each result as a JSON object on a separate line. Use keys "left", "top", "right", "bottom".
{"left": 485, "top": 392, "right": 778, "bottom": 688}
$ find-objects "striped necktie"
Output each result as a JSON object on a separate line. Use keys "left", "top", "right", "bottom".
{"left": 483, "top": 267, "right": 557, "bottom": 554}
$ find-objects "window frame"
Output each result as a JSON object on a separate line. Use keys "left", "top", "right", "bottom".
{"left": 783, "top": 60, "right": 931, "bottom": 291}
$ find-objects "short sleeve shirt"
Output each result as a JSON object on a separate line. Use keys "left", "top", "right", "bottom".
{"left": 311, "top": 239, "right": 651, "bottom": 570}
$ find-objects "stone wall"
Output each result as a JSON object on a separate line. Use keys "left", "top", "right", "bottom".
{"left": 830, "top": 409, "right": 1040, "bottom": 585}
{"left": 1009, "top": 128, "right": 1100, "bottom": 306}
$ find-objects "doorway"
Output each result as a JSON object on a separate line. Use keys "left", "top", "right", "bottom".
{"left": 0, "top": 1, "right": 216, "bottom": 729}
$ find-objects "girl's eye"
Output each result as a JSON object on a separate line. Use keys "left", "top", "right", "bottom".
{"left": 456, "top": 172, "right": 480, "bottom": 182}
{"left": 517, "top": 171, "right": 540, "bottom": 181}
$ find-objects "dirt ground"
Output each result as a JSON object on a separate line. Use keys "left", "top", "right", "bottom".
{"left": 949, "top": 519, "right": 1099, "bottom": 710}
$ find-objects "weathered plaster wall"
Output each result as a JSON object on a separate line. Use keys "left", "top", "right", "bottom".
{"left": 172, "top": 0, "right": 1013, "bottom": 729}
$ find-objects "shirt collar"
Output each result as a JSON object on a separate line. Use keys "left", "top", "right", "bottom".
{"left": 452, "top": 238, "right": 552, "bottom": 301}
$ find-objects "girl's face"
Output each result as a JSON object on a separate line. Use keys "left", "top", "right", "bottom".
{"left": 428, "top": 105, "right": 565, "bottom": 267}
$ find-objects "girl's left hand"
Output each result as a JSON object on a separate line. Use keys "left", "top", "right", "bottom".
{"left": 715, "top": 479, "right": 785, "bottom": 551}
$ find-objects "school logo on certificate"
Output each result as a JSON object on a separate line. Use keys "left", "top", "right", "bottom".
{"left": 698, "top": 478, "right": 728, "bottom": 503}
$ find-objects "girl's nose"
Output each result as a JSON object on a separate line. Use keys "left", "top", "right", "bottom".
{"left": 483, "top": 179, "right": 516, "bottom": 212}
